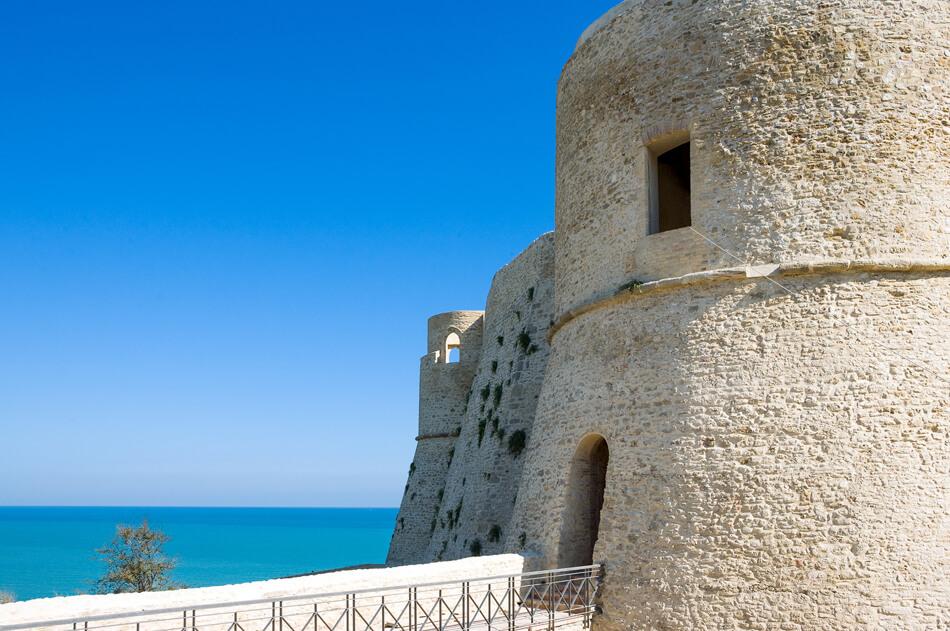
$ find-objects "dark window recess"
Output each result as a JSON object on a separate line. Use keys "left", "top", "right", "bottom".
{"left": 651, "top": 141, "right": 691, "bottom": 234}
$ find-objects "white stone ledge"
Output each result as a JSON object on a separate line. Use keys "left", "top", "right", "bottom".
{"left": 0, "top": 555, "right": 526, "bottom": 628}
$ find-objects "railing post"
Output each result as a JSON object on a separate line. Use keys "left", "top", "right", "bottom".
{"left": 585, "top": 567, "right": 592, "bottom": 628}
{"left": 548, "top": 572, "right": 554, "bottom": 631}
{"left": 508, "top": 577, "right": 515, "bottom": 631}
{"left": 413, "top": 587, "right": 419, "bottom": 631}
{"left": 438, "top": 589, "right": 443, "bottom": 631}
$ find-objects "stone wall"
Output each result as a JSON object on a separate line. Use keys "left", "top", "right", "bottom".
{"left": 511, "top": 270, "right": 949, "bottom": 629}
{"left": 388, "top": 235, "right": 555, "bottom": 565}
{"left": 425, "top": 233, "right": 555, "bottom": 561}
{"left": 2, "top": 556, "right": 526, "bottom": 629}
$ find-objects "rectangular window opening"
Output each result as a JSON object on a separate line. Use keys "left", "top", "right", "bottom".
{"left": 649, "top": 139, "right": 691, "bottom": 234}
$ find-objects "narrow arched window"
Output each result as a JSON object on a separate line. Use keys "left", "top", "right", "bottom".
{"left": 444, "top": 332, "right": 461, "bottom": 364}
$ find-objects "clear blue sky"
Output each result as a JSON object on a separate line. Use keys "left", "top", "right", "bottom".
{"left": 0, "top": 0, "right": 618, "bottom": 507}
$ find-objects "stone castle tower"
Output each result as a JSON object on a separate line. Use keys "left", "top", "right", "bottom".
{"left": 390, "top": 0, "right": 949, "bottom": 628}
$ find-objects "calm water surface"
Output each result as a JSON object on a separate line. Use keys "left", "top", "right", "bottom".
{"left": 0, "top": 507, "right": 397, "bottom": 601}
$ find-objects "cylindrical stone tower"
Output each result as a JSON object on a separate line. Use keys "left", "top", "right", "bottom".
{"left": 509, "top": 0, "right": 949, "bottom": 628}
{"left": 388, "top": 311, "right": 483, "bottom": 565}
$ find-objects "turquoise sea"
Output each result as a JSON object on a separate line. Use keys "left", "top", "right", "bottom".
{"left": 0, "top": 507, "right": 397, "bottom": 602}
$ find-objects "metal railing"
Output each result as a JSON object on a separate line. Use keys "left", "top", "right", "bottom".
{"left": 1, "top": 565, "right": 602, "bottom": 631}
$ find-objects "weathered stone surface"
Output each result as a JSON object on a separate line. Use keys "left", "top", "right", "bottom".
{"left": 391, "top": 1, "right": 949, "bottom": 628}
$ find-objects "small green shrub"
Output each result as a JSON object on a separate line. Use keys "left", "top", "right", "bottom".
{"left": 619, "top": 279, "right": 645, "bottom": 293}
{"left": 437, "top": 489, "right": 444, "bottom": 503}
{"left": 527, "top": 287, "right": 535, "bottom": 301}
{"left": 491, "top": 416, "right": 500, "bottom": 434}
{"left": 497, "top": 428, "right": 506, "bottom": 441}
{"left": 488, "top": 525, "right": 502, "bottom": 543}
{"left": 508, "top": 430, "right": 527, "bottom": 456}
{"left": 518, "top": 532, "right": 527, "bottom": 549}
{"left": 469, "top": 540, "right": 482, "bottom": 557}
{"left": 477, "top": 419, "right": 487, "bottom": 446}
{"left": 447, "top": 448, "right": 455, "bottom": 465}
{"left": 516, "top": 330, "right": 532, "bottom": 353}
{"left": 491, "top": 360, "right": 498, "bottom": 373}
{"left": 493, "top": 384, "right": 503, "bottom": 407}
{"left": 480, "top": 384, "right": 491, "bottom": 401}
{"left": 497, "top": 336, "right": 504, "bottom": 346}
{"left": 409, "top": 462, "right": 416, "bottom": 477}
{"left": 527, "top": 344, "right": 539, "bottom": 355}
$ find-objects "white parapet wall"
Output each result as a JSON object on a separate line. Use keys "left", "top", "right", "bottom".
{"left": 0, "top": 555, "right": 525, "bottom": 629}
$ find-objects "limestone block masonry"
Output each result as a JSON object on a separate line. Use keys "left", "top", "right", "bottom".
{"left": 423, "top": 234, "right": 555, "bottom": 563}
{"left": 389, "top": 1, "right": 949, "bottom": 629}
{"left": 388, "top": 234, "right": 555, "bottom": 565}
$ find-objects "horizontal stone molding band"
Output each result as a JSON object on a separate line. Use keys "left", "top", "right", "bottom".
{"left": 548, "top": 258, "right": 950, "bottom": 343}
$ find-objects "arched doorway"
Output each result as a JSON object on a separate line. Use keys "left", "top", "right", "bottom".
{"left": 558, "top": 434, "right": 609, "bottom": 567}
